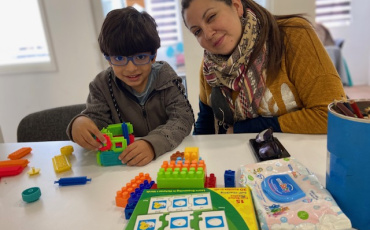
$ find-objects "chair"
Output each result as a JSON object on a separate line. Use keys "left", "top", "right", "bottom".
{"left": 315, "top": 23, "right": 353, "bottom": 86}
{"left": 17, "top": 104, "right": 86, "bottom": 142}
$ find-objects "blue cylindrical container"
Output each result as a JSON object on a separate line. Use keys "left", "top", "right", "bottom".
{"left": 327, "top": 100, "right": 370, "bottom": 230}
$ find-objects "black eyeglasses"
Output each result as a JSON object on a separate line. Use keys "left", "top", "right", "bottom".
{"left": 104, "top": 53, "right": 156, "bottom": 66}
{"left": 249, "top": 127, "right": 290, "bottom": 161}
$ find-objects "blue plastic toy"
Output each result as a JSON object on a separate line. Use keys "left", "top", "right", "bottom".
{"left": 224, "top": 170, "right": 235, "bottom": 187}
{"left": 54, "top": 176, "right": 92, "bottom": 186}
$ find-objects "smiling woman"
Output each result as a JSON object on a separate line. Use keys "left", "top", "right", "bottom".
{"left": 0, "top": 0, "right": 56, "bottom": 75}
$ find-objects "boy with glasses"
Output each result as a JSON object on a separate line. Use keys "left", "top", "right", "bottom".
{"left": 67, "top": 7, "right": 194, "bottom": 166}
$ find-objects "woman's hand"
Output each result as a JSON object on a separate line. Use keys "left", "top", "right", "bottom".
{"left": 71, "top": 116, "right": 106, "bottom": 150}
{"left": 119, "top": 140, "right": 155, "bottom": 166}
{"left": 226, "top": 126, "right": 234, "bottom": 134}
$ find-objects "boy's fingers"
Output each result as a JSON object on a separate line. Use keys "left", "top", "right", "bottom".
{"left": 90, "top": 127, "right": 106, "bottom": 144}
{"left": 134, "top": 156, "right": 152, "bottom": 166}
{"left": 75, "top": 134, "right": 97, "bottom": 150}
{"left": 82, "top": 132, "right": 102, "bottom": 150}
{"left": 119, "top": 144, "right": 136, "bottom": 161}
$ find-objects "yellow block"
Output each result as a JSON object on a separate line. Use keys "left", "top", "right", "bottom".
{"left": 60, "top": 145, "right": 74, "bottom": 156}
{"left": 27, "top": 167, "right": 40, "bottom": 175}
{"left": 52, "top": 155, "right": 71, "bottom": 173}
{"left": 184, "top": 147, "right": 199, "bottom": 162}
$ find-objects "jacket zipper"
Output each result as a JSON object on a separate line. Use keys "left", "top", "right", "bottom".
{"left": 141, "top": 105, "right": 147, "bottom": 118}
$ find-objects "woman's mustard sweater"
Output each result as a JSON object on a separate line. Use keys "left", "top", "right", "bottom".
{"left": 199, "top": 17, "right": 346, "bottom": 134}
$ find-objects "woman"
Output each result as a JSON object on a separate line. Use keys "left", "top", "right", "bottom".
{"left": 181, "top": 0, "right": 346, "bottom": 134}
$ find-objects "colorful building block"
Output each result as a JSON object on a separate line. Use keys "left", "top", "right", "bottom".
{"left": 124, "top": 202, "right": 136, "bottom": 220}
{"left": 60, "top": 145, "right": 74, "bottom": 156}
{"left": 184, "top": 147, "right": 199, "bottom": 162}
{"left": 8, "top": 147, "right": 32, "bottom": 160}
{"left": 52, "top": 154, "right": 71, "bottom": 173}
{"left": 170, "top": 151, "right": 184, "bottom": 161}
{"left": 0, "top": 165, "right": 25, "bottom": 177}
{"left": 124, "top": 181, "right": 156, "bottom": 220}
{"left": 157, "top": 160, "right": 206, "bottom": 189}
{"left": 96, "top": 122, "right": 134, "bottom": 166}
{"left": 224, "top": 170, "right": 236, "bottom": 187}
{"left": 115, "top": 172, "right": 153, "bottom": 208}
{"left": 0, "top": 159, "right": 29, "bottom": 168}
{"left": 205, "top": 173, "right": 216, "bottom": 188}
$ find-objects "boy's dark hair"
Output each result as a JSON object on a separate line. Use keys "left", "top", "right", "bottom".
{"left": 98, "top": 6, "right": 160, "bottom": 57}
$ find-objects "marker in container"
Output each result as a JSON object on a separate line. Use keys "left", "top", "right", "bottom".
{"left": 54, "top": 176, "right": 92, "bottom": 186}
{"left": 349, "top": 100, "right": 364, "bottom": 118}
{"left": 334, "top": 101, "right": 355, "bottom": 117}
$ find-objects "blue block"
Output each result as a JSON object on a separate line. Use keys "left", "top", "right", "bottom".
{"left": 224, "top": 170, "right": 235, "bottom": 187}
{"left": 124, "top": 179, "right": 155, "bottom": 219}
{"left": 124, "top": 202, "right": 136, "bottom": 219}
{"left": 121, "top": 123, "right": 130, "bottom": 144}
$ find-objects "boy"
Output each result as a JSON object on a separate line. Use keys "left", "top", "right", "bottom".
{"left": 67, "top": 7, "right": 194, "bottom": 166}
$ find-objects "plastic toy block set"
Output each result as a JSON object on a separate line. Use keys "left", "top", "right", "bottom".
{"left": 97, "top": 122, "right": 134, "bottom": 166}
{"left": 1, "top": 122, "right": 354, "bottom": 229}
{"left": 115, "top": 172, "right": 156, "bottom": 219}
{"left": 157, "top": 160, "right": 206, "bottom": 189}
{"left": 157, "top": 147, "right": 210, "bottom": 189}
{"left": 116, "top": 173, "right": 154, "bottom": 208}
{"left": 52, "top": 145, "right": 74, "bottom": 173}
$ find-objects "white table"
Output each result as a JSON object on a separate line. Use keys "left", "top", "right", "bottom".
{"left": 0, "top": 133, "right": 327, "bottom": 230}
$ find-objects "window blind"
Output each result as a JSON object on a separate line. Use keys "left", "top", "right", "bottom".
{"left": 146, "top": 0, "right": 182, "bottom": 46}
{"left": 316, "top": 0, "right": 352, "bottom": 27}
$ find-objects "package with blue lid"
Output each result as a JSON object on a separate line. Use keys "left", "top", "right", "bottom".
{"left": 262, "top": 174, "right": 305, "bottom": 203}
{"left": 240, "top": 158, "right": 351, "bottom": 230}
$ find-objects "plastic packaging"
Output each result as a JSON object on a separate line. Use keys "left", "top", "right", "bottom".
{"left": 240, "top": 158, "right": 351, "bottom": 230}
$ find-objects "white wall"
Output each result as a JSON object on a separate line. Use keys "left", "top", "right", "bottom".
{"left": 266, "top": 0, "right": 316, "bottom": 23}
{"left": 181, "top": 19, "right": 203, "bottom": 123}
{"left": 0, "top": 0, "right": 103, "bottom": 143}
{"left": 329, "top": 0, "right": 370, "bottom": 85}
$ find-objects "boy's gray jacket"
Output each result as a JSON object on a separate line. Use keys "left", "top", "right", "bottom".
{"left": 67, "top": 61, "right": 194, "bottom": 158}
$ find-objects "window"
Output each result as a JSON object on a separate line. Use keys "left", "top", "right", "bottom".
{"left": 316, "top": 0, "right": 352, "bottom": 27}
{"left": 0, "top": 0, "right": 56, "bottom": 75}
{"left": 253, "top": 0, "right": 266, "bottom": 7}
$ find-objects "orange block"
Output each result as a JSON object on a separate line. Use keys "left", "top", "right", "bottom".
{"left": 8, "top": 147, "right": 32, "bottom": 160}
{"left": 0, "top": 159, "right": 30, "bottom": 168}
{"left": 184, "top": 147, "right": 199, "bottom": 162}
{"left": 115, "top": 172, "right": 152, "bottom": 208}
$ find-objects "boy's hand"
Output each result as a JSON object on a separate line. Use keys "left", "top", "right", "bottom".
{"left": 119, "top": 140, "right": 155, "bottom": 166}
{"left": 71, "top": 116, "right": 106, "bottom": 150}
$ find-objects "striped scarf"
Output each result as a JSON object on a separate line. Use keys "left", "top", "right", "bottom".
{"left": 203, "top": 9, "right": 267, "bottom": 123}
